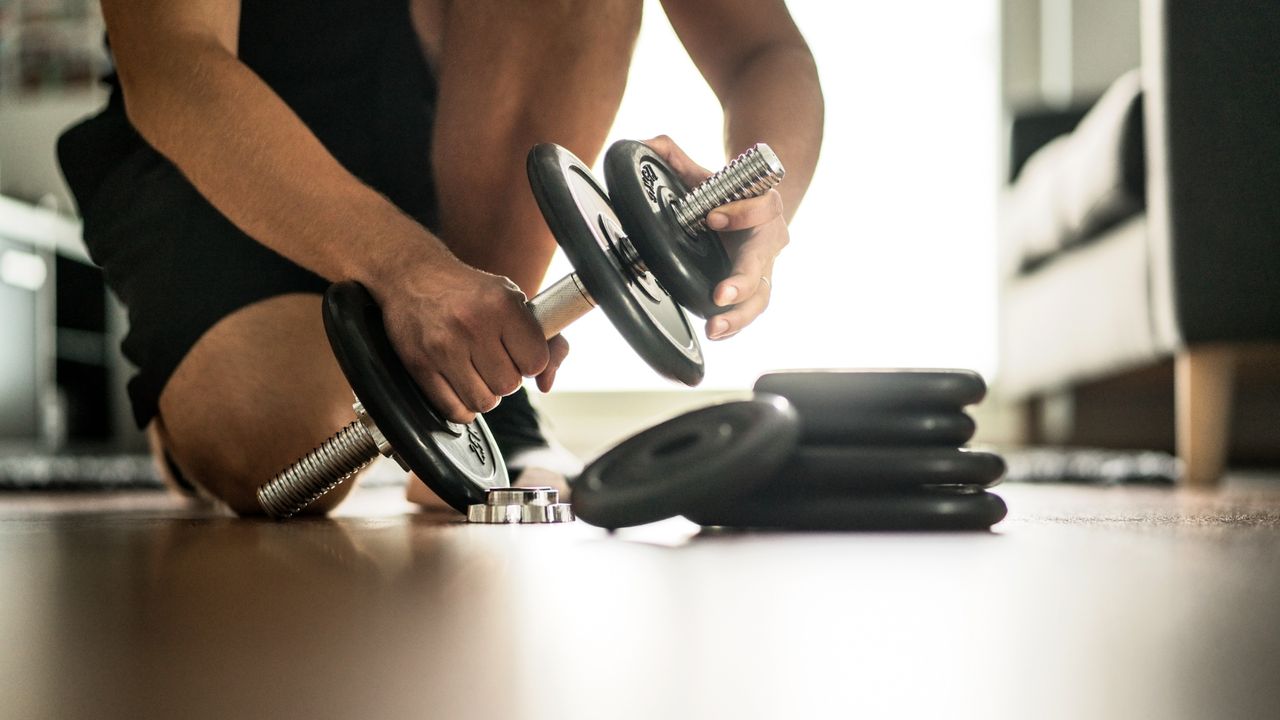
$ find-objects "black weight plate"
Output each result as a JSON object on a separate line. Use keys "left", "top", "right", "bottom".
{"left": 752, "top": 447, "right": 1005, "bottom": 495}
{"left": 323, "top": 281, "right": 508, "bottom": 512}
{"left": 605, "top": 139, "right": 731, "bottom": 319}
{"left": 572, "top": 395, "right": 800, "bottom": 529}
{"left": 685, "top": 489, "right": 1008, "bottom": 531}
{"left": 528, "top": 144, "right": 704, "bottom": 386}
{"left": 795, "top": 407, "right": 976, "bottom": 446}
{"left": 755, "top": 369, "right": 987, "bottom": 415}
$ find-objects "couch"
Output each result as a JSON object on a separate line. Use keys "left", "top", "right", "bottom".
{"left": 997, "top": 0, "right": 1280, "bottom": 485}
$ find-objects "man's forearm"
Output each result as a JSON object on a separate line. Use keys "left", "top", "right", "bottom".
{"left": 120, "top": 41, "right": 454, "bottom": 287}
{"left": 720, "top": 44, "right": 824, "bottom": 219}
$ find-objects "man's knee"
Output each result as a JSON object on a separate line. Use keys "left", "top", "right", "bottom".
{"left": 157, "top": 402, "right": 361, "bottom": 516}
{"left": 154, "top": 294, "right": 359, "bottom": 516}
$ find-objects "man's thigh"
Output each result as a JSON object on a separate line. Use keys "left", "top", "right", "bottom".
{"left": 155, "top": 293, "right": 359, "bottom": 515}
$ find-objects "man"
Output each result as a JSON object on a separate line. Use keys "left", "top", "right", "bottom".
{"left": 58, "top": 0, "right": 823, "bottom": 514}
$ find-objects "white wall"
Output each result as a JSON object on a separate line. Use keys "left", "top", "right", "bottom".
{"left": 0, "top": 89, "right": 106, "bottom": 213}
{"left": 1001, "top": 0, "right": 1140, "bottom": 108}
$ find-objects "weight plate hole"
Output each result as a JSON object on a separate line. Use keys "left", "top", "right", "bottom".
{"left": 652, "top": 431, "right": 703, "bottom": 458}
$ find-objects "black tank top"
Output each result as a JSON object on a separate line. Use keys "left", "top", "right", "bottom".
{"left": 59, "top": 0, "right": 439, "bottom": 230}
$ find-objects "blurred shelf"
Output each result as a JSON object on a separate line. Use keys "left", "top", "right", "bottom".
{"left": 0, "top": 193, "right": 88, "bottom": 262}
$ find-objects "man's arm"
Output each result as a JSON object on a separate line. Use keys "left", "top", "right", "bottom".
{"left": 103, "top": 1, "right": 448, "bottom": 287}
{"left": 101, "top": 0, "right": 555, "bottom": 422}
{"left": 661, "top": 0, "right": 823, "bottom": 219}
{"left": 426, "top": 0, "right": 641, "bottom": 297}
{"left": 658, "top": 0, "right": 823, "bottom": 340}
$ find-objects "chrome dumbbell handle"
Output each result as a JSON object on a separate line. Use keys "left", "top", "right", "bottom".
{"left": 526, "top": 272, "right": 595, "bottom": 338}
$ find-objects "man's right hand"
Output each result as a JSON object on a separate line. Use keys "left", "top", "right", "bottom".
{"left": 373, "top": 259, "right": 569, "bottom": 425}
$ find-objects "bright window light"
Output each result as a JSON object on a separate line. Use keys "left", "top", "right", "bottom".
{"left": 546, "top": 0, "right": 999, "bottom": 391}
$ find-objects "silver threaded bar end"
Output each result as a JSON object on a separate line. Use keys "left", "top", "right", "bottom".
{"left": 671, "top": 143, "right": 786, "bottom": 235}
{"left": 257, "top": 419, "right": 380, "bottom": 519}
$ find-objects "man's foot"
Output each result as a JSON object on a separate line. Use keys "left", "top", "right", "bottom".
{"left": 406, "top": 387, "right": 582, "bottom": 510}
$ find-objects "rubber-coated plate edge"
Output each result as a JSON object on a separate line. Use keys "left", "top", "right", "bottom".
{"left": 686, "top": 490, "right": 1008, "bottom": 531}
{"left": 756, "top": 369, "right": 988, "bottom": 409}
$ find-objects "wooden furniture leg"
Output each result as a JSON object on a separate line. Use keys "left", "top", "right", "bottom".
{"left": 1175, "top": 345, "right": 1236, "bottom": 488}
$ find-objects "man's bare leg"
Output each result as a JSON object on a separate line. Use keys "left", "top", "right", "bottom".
{"left": 153, "top": 293, "right": 360, "bottom": 516}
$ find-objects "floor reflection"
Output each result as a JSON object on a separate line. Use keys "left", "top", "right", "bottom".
{"left": 2, "top": 483, "right": 1278, "bottom": 719}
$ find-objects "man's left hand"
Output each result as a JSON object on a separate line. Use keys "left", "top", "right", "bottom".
{"left": 643, "top": 135, "right": 789, "bottom": 340}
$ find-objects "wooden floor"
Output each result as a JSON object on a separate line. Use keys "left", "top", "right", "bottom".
{"left": 2, "top": 479, "right": 1279, "bottom": 720}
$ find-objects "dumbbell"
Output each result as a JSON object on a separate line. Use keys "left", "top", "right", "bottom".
{"left": 572, "top": 370, "right": 1008, "bottom": 531}
{"left": 604, "top": 139, "right": 785, "bottom": 318}
{"left": 256, "top": 141, "right": 785, "bottom": 519}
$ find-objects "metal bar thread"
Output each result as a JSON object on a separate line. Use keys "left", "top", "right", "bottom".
{"left": 671, "top": 143, "right": 786, "bottom": 235}
{"left": 257, "top": 419, "right": 380, "bottom": 519}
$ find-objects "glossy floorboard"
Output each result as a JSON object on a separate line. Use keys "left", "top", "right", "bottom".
{"left": 2, "top": 478, "right": 1278, "bottom": 720}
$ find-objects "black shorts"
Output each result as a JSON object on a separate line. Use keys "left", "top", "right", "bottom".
{"left": 61, "top": 135, "right": 333, "bottom": 428}
{"left": 57, "top": 6, "right": 441, "bottom": 429}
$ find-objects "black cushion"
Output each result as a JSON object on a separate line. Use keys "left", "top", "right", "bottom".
{"left": 1002, "top": 69, "right": 1146, "bottom": 274}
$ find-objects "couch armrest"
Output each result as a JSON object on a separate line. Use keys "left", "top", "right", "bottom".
{"left": 1143, "top": 0, "right": 1280, "bottom": 345}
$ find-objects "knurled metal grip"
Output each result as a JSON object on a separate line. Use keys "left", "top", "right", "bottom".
{"left": 526, "top": 272, "right": 595, "bottom": 338}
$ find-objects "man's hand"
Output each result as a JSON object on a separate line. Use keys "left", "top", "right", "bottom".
{"left": 372, "top": 257, "right": 569, "bottom": 424}
{"left": 644, "top": 135, "right": 789, "bottom": 340}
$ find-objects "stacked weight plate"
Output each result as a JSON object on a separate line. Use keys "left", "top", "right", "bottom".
{"left": 572, "top": 369, "right": 1007, "bottom": 531}
{"left": 684, "top": 370, "right": 1007, "bottom": 531}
